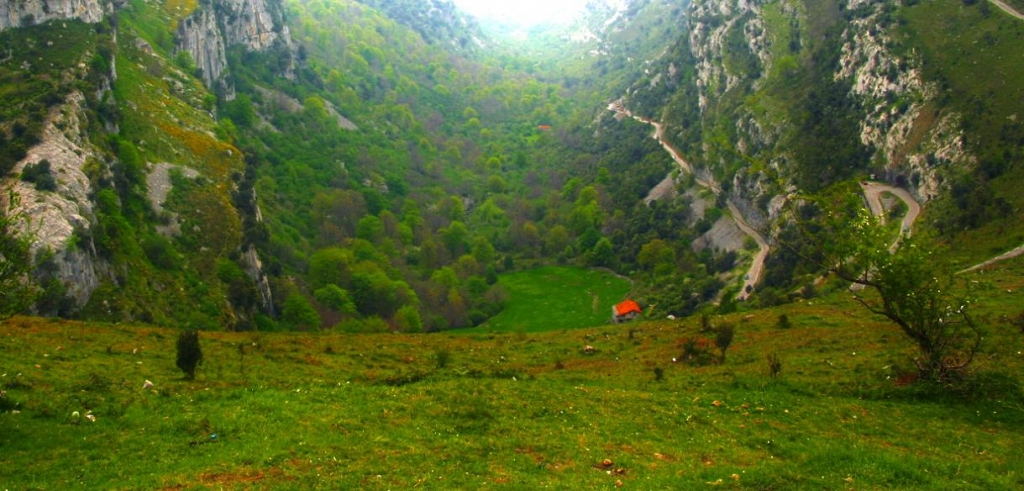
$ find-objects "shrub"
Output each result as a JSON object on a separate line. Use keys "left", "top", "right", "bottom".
{"left": 335, "top": 316, "right": 389, "bottom": 333}
{"left": 715, "top": 324, "right": 735, "bottom": 362}
{"left": 21, "top": 159, "right": 57, "bottom": 191}
{"left": 699, "top": 313, "right": 713, "bottom": 333}
{"left": 777, "top": 313, "right": 792, "bottom": 329}
{"left": 176, "top": 330, "right": 203, "bottom": 380}
{"left": 766, "top": 352, "right": 783, "bottom": 378}
{"left": 680, "top": 337, "right": 714, "bottom": 366}
{"left": 142, "top": 234, "right": 181, "bottom": 270}
{"left": 433, "top": 349, "right": 451, "bottom": 369}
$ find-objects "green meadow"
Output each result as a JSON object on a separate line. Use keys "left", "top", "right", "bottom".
{"left": 462, "top": 266, "right": 633, "bottom": 334}
{"left": 2, "top": 259, "right": 1024, "bottom": 489}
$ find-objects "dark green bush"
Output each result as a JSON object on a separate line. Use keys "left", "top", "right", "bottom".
{"left": 766, "top": 352, "right": 783, "bottom": 378}
{"left": 21, "top": 159, "right": 57, "bottom": 191}
{"left": 176, "top": 330, "right": 203, "bottom": 380}
{"left": 715, "top": 324, "right": 735, "bottom": 362}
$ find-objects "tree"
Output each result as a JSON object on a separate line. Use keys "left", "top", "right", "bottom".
{"left": 587, "top": 237, "right": 615, "bottom": 268}
{"left": 175, "top": 330, "right": 203, "bottom": 380}
{"left": 715, "top": 324, "right": 735, "bottom": 362}
{"left": 806, "top": 190, "right": 980, "bottom": 382}
{"left": 638, "top": 238, "right": 676, "bottom": 276}
{"left": 314, "top": 284, "right": 356, "bottom": 315}
{"left": 282, "top": 292, "right": 322, "bottom": 330}
{"left": 0, "top": 191, "right": 41, "bottom": 320}
{"left": 394, "top": 304, "right": 422, "bottom": 332}
{"left": 545, "top": 225, "right": 570, "bottom": 256}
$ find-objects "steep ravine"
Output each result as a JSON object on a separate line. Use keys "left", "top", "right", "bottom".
{"left": 609, "top": 101, "right": 770, "bottom": 299}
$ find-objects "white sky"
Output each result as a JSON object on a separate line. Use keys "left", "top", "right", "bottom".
{"left": 451, "top": 0, "right": 589, "bottom": 26}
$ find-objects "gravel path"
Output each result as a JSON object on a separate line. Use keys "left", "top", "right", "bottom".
{"left": 609, "top": 102, "right": 770, "bottom": 299}
{"left": 989, "top": 0, "right": 1024, "bottom": 21}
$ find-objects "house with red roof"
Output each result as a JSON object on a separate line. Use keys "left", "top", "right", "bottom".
{"left": 612, "top": 300, "right": 642, "bottom": 323}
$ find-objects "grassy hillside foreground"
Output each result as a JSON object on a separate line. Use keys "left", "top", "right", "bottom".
{"left": 2, "top": 261, "right": 1024, "bottom": 489}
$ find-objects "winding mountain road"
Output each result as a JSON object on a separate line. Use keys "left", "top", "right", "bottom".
{"left": 860, "top": 181, "right": 921, "bottom": 250}
{"left": 609, "top": 102, "right": 769, "bottom": 299}
{"left": 962, "top": 244, "right": 1024, "bottom": 272}
{"left": 990, "top": 0, "right": 1024, "bottom": 22}
{"left": 858, "top": 180, "right": 1024, "bottom": 273}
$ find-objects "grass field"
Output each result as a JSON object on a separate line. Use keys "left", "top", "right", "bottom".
{"left": 461, "top": 266, "right": 633, "bottom": 334}
{"left": 2, "top": 259, "right": 1024, "bottom": 489}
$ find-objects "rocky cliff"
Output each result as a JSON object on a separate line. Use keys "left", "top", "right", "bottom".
{"left": 0, "top": 0, "right": 108, "bottom": 31}
{"left": 175, "top": 0, "right": 293, "bottom": 91}
{"left": 629, "top": 0, "right": 973, "bottom": 218}
{"left": 5, "top": 91, "right": 108, "bottom": 310}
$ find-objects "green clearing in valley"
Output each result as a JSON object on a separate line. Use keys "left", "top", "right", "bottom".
{"left": 462, "top": 266, "right": 632, "bottom": 334}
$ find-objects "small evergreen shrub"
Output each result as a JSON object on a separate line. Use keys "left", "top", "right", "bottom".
{"left": 21, "top": 159, "right": 57, "bottom": 191}
{"left": 176, "top": 330, "right": 203, "bottom": 380}
{"left": 777, "top": 313, "right": 792, "bottom": 329}
{"left": 766, "top": 352, "right": 783, "bottom": 378}
{"left": 715, "top": 324, "right": 735, "bottom": 362}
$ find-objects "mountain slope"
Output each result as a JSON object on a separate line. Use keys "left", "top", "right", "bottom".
{"left": 2, "top": 0, "right": 1024, "bottom": 324}
{"left": 609, "top": 0, "right": 1024, "bottom": 304}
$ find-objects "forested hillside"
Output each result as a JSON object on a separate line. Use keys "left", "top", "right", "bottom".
{"left": 2, "top": 0, "right": 1024, "bottom": 329}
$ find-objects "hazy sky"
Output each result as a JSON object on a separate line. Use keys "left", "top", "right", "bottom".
{"left": 450, "top": 0, "right": 589, "bottom": 26}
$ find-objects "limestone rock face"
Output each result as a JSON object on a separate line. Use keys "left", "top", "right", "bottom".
{"left": 219, "top": 0, "right": 290, "bottom": 51}
{"left": 175, "top": 0, "right": 294, "bottom": 91}
{"left": 833, "top": 1, "right": 971, "bottom": 201}
{"left": 175, "top": 8, "right": 228, "bottom": 89}
{"left": 0, "top": 0, "right": 108, "bottom": 31}
{"left": 3, "top": 92, "right": 107, "bottom": 309}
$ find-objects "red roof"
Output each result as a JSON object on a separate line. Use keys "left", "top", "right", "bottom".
{"left": 614, "top": 300, "right": 642, "bottom": 317}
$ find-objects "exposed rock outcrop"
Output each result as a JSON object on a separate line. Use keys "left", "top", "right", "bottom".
{"left": 833, "top": 1, "right": 971, "bottom": 201}
{"left": 2, "top": 92, "right": 107, "bottom": 309}
{"left": 175, "top": 0, "right": 294, "bottom": 92}
{"left": 175, "top": 7, "right": 228, "bottom": 89}
{"left": 0, "top": 0, "right": 108, "bottom": 31}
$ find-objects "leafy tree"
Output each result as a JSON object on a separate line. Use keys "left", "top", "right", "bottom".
{"left": 308, "top": 247, "right": 354, "bottom": 290}
{"left": 215, "top": 258, "right": 256, "bottom": 312}
{"left": 282, "top": 292, "right": 322, "bottom": 330}
{"left": 314, "top": 284, "right": 357, "bottom": 315}
{"left": 715, "top": 324, "right": 735, "bottom": 362}
{"left": 587, "top": 237, "right": 615, "bottom": 268}
{"left": 807, "top": 190, "right": 981, "bottom": 382}
{"left": 545, "top": 225, "right": 570, "bottom": 256}
{"left": 394, "top": 304, "right": 422, "bottom": 332}
{"left": 441, "top": 220, "right": 470, "bottom": 257}
{"left": 638, "top": 238, "right": 676, "bottom": 276}
{"left": 175, "top": 330, "right": 203, "bottom": 380}
{"left": 0, "top": 192, "right": 41, "bottom": 319}
{"left": 222, "top": 94, "right": 257, "bottom": 129}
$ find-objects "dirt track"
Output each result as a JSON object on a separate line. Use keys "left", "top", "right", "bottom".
{"left": 990, "top": 0, "right": 1024, "bottom": 21}
{"left": 609, "top": 102, "right": 769, "bottom": 299}
{"left": 860, "top": 181, "right": 921, "bottom": 250}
